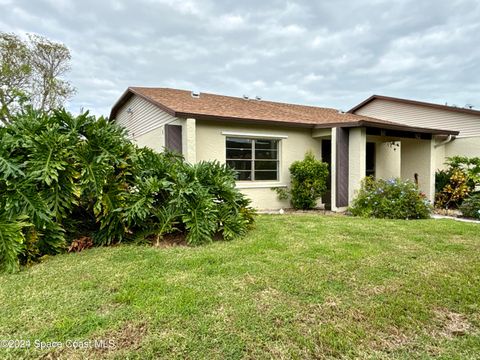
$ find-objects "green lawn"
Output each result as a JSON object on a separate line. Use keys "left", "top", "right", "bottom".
{"left": 1, "top": 215, "right": 479, "bottom": 359}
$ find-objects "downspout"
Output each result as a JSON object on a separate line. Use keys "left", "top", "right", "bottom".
{"left": 434, "top": 134, "right": 455, "bottom": 148}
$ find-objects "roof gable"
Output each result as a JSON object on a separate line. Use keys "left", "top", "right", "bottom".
{"left": 349, "top": 95, "right": 480, "bottom": 117}
{"left": 110, "top": 87, "right": 458, "bottom": 136}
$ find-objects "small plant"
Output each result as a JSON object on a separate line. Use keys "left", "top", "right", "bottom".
{"left": 459, "top": 194, "right": 480, "bottom": 219}
{"left": 349, "top": 177, "right": 431, "bottom": 219}
{"left": 273, "top": 152, "right": 328, "bottom": 210}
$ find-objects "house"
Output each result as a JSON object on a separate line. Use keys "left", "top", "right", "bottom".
{"left": 110, "top": 87, "right": 458, "bottom": 211}
{"left": 349, "top": 95, "right": 480, "bottom": 171}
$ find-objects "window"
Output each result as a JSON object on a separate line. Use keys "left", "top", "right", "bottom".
{"left": 226, "top": 137, "right": 279, "bottom": 181}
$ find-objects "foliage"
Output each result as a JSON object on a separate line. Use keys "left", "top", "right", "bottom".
{"left": 289, "top": 152, "right": 329, "bottom": 209}
{"left": 459, "top": 194, "right": 480, "bottom": 219}
{"left": 446, "top": 156, "right": 480, "bottom": 186}
{"left": 274, "top": 152, "right": 329, "bottom": 209}
{"left": 349, "top": 177, "right": 432, "bottom": 219}
{"left": 434, "top": 156, "right": 480, "bottom": 209}
{"left": 0, "top": 32, "right": 74, "bottom": 124}
{"left": 0, "top": 108, "right": 255, "bottom": 272}
{"left": 0, "top": 214, "right": 30, "bottom": 273}
{"left": 435, "top": 169, "right": 471, "bottom": 209}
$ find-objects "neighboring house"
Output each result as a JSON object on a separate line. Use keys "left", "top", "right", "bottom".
{"left": 349, "top": 95, "right": 480, "bottom": 170}
{"left": 110, "top": 87, "right": 457, "bottom": 210}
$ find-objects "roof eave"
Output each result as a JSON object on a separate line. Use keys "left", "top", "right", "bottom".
{"left": 349, "top": 95, "right": 480, "bottom": 117}
{"left": 109, "top": 87, "right": 177, "bottom": 120}
{"left": 175, "top": 112, "right": 316, "bottom": 128}
{"left": 314, "top": 120, "right": 459, "bottom": 136}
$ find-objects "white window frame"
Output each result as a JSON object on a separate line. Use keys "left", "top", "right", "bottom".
{"left": 225, "top": 136, "right": 281, "bottom": 182}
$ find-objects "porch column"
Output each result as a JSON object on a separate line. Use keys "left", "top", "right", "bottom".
{"left": 400, "top": 138, "right": 435, "bottom": 202}
{"left": 348, "top": 127, "right": 366, "bottom": 203}
{"left": 183, "top": 118, "right": 196, "bottom": 163}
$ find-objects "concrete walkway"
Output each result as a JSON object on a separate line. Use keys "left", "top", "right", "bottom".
{"left": 432, "top": 214, "right": 480, "bottom": 224}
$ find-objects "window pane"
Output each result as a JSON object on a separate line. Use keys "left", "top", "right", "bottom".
{"left": 226, "top": 137, "right": 252, "bottom": 149}
{"left": 255, "top": 149, "right": 278, "bottom": 159}
{"left": 226, "top": 148, "right": 252, "bottom": 159}
{"left": 235, "top": 171, "right": 252, "bottom": 181}
{"left": 254, "top": 170, "right": 278, "bottom": 180}
{"left": 255, "top": 139, "right": 277, "bottom": 150}
{"left": 227, "top": 160, "right": 252, "bottom": 171}
{"left": 255, "top": 161, "right": 278, "bottom": 170}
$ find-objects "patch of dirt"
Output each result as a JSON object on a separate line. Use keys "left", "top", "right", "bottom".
{"left": 152, "top": 232, "right": 188, "bottom": 248}
{"left": 434, "top": 208, "right": 462, "bottom": 217}
{"left": 433, "top": 308, "right": 473, "bottom": 338}
{"left": 258, "top": 208, "right": 345, "bottom": 216}
{"left": 94, "top": 321, "right": 148, "bottom": 354}
{"left": 373, "top": 327, "right": 413, "bottom": 353}
{"left": 68, "top": 236, "right": 94, "bottom": 252}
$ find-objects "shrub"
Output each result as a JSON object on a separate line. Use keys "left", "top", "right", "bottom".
{"left": 446, "top": 156, "right": 480, "bottom": 187}
{"left": 435, "top": 156, "right": 480, "bottom": 209}
{"left": 435, "top": 169, "right": 471, "bottom": 209}
{"left": 274, "top": 152, "right": 328, "bottom": 209}
{"left": 0, "top": 108, "right": 255, "bottom": 272}
{"left": 459, "top": 194, "right": 480, "bottom": 219}
{"left": 349, "top": 177, "right": 432, "bottom": 219}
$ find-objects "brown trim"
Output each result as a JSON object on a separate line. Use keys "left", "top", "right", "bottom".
{"left": 109, "top": 87, "right": 177, "bottom": 120}
{"left": 129, "top": 88, "right": 177, "bottom": 117}
{"left": 314, "top": 120, "right": 459, "bottom": 136}
{"left": 335, "top": 127, "right": 349, "bottom": 208}
{"left": 175, "top": 112, "right": 315, "bottom": 128}
{"left": 109, "top": 88, "right": 134, "bottom": 119}
{"left": 348, "top": 94, "right": 480, "bottom": 117}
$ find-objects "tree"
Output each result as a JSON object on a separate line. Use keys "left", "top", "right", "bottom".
{"left": 0, "top": 33, "right": 31, "bottom": 125}
{"left": 0, "top": 32, "right": 75, "bottom": 124}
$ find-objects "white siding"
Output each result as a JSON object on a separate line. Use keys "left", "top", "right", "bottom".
{"left": 354, "top": 99, "right": 480, "bottom": 138}
{"left": 115, "top": 95, "right": 177, "bottom": 139}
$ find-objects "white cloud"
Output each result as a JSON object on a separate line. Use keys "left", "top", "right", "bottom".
{"left": 1, "top": 0, "right": 479, "bottom": 115}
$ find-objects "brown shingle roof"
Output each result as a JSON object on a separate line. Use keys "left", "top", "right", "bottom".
{"left": 110, "top": 87, "right": 459, "bottom": 135}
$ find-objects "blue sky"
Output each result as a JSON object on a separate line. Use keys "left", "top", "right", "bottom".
{"left": 1, "top": 0, "right": 479, "bottom": 116}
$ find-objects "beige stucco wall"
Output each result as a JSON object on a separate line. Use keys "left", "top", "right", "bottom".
{"left": 401, "top": 139, "right": 435, "bottom": 202}
{"left": 376, "top": 142, "right": 401, "bottom": 179}
{"left": 445, "top": 137, "right": 480, "bottom": 159}
{"left": 434, "top": 142, "right": 447, "bottom": 170}
{"left": 135, "top": 126, "right": 165, "bottom": 152}
{"left": 196, "top": 120, "right": 322, "bottom": 210}
{"left": 365, "top": 136, "right": 401, "bottom": 179}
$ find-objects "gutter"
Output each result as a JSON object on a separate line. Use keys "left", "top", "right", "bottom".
{"left": 434, "top": 134, "right": 455, "bottom": 148}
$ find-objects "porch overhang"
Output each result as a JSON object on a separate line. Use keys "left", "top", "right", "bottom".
{"left": 314, "top": 120, "right": 459, "bottom": 137}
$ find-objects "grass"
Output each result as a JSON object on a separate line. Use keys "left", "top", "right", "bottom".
{"left": 1, "top": 214, "right": 479, "bottom": 359}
